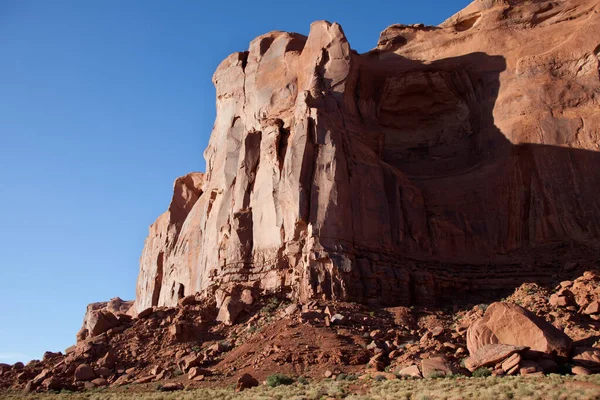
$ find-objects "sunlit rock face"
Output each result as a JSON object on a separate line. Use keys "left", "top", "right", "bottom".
{"left": 135, "top": 0, "right": 600, "bottom": 311}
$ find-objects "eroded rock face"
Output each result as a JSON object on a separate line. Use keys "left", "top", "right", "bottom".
{"left": 77, "top": 298, "right": 133, "bottom": 341}
{"left": 135, "top": 0, "right": 600, "bottom": 311}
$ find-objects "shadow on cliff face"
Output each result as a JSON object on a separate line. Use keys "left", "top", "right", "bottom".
{"left": 324, "top": 49, "right": 600, "bottom": 306}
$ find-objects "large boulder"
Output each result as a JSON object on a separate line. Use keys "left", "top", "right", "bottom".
{"left": 216, "top": 296, "right": 244, "bottom": 326}
{"left": 421, "top": 355, "right": 457, "bottom": 378}
{"left": 74, "top": 364, "right": 95, "bottom": 381}
{"left": 466, "top": 302, "right": 572, "bottom": 359}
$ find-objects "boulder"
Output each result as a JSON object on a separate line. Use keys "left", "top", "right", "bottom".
{"left": 96, "top": 367, "right": 111, "bottom": 378}
{"left": 519, "top": 360, "right": 541, "bottom": 375}
{"left": 466, "top": 302, "right": 572, "bottom": 359}
{"left": 236, "top": 373, "right": 259, "bottom": 391}
{"left": 91, "top": 378, "right": 108, "bottom": 387}
{"left": 216, "top": 296, "right": 244, "bottom": 325}
{"left": 188, "top": 367, "right": 205, "bottom": 380}
{"left": 137, "top": 307, "right": 154, "bottom": 319}
{"left": 177, "top": 353, "right": 203, "bottom": 372}
{"left": 74, "top": 364, "right": 95, "bottom": 381}
{"left": 572, "top": 366, "right": 591, "bottom": 375}
{"left": 549, "top": 289, "right": 575, "bottom": 307}
{"left": 464, "top": 344, "right": 527, "bottom": 372}
{"left": 86, "top": 310, "right": 120, "bottom": 338}
{"left": 240, "top": 289, "right": 254, "bottom": 305}
{"left": 178, "top": 294, "right": 197, "bottom": 307}
{"left": 97, "top": 351, "right": 116, "bottom": 370}
{"left": 41, "top": 376, "right": 62, "bottom": 391}
{"left": 32, "top": 369, "right": 51, "bottom": 385}
{"left": 421, "top": 355, "right": 456, "bottom": 378}
{"left": 583, "top": 301, "right": 600, "bottom": 315}
{"left": 398, "top": 365, "right": 422, "bottom": 378}
{"left": 159, "top": 383, "right": 184, "bottom": 391}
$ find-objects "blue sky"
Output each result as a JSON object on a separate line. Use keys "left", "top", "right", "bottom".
{"left": 0, "top": 0, "right": 469, "bottom": 364}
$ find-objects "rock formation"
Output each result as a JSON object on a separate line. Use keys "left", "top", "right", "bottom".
{"left": 134, "top": 0, "right": 600, "bottom": 311}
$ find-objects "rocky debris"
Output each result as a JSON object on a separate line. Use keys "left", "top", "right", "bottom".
{"left": 77, "top": 299, "right": 133, "bottom": 341}
{"left": 466, "top": 302, "right": 572, "bottom": 359}
{"left": 2, "top": 281, "right": 600, "bottom": 393}
{"left": 236, "top": 373, "right": 259, "bottom": 392}
{"left": 177, "top": 353, "right": 203, "bottom": 372}
{"left": 464, "top": 344, "right": 528, "bottom": 372}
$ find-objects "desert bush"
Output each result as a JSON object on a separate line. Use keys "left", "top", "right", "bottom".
{"left": 266, "top": 373, "right": 294, "bottom": 387}
{"left": 472, "top": 367, "right": 492, "bottom": 377}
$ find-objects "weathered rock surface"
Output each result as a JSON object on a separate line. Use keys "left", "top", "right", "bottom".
{"left": 421, "top": 355, "right": 457, "bottom": 378}
{"left": 132, "top": 0, "right": 600, "bottom": 311}
{"left": 467, "top": 302, "right": 572, "bottom": 359}
{"left": 464, "top": 344, "right": 527, "bottom": 372}
{"left": 77, "top": 298, "right": 133, "bottom": 341}
{"left": 572, "top": 347, "right": 600, "bottom": 372}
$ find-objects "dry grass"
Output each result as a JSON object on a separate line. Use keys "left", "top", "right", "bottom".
{"left": 1, "top": 375, "right": 600, "bottom": 400}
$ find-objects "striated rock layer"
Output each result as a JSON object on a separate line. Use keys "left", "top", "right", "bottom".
{"left": 135, "top": 0, "right": 600, "bottom": 312}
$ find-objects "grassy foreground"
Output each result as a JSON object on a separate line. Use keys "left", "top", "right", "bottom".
{"left": 2, "top": 375, "right": 600, "bottom": 400}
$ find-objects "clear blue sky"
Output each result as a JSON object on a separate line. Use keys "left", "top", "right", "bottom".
{"left": 0, "top": 0, "right": 469, "bottom": 364}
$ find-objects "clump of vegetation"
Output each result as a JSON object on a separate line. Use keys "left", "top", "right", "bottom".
{"left": 477, "top": 303, "right": 489, "bottom": 312}
{"left": 261, "top": 297, "right": 281, "bottom": 315}
{"left": 428, "top": 372, "right": 447, "bottom": 379}
{"left": 266, "top": 373, "right": 294, "bottom": 387}
{"left": 335, "top": 373, "right": 357, "bottom": 381}
{"left": 297, "top": 376, "right": 310, "bottom": 385}
{"left": 472, "top": 367, "right": 492, "bottom": 377}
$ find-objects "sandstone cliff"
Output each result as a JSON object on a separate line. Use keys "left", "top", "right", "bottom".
{"left": 135, "top": 0, "right": 600, "bottom": 312}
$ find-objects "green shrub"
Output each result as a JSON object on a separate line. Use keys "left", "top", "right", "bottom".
{"left": 472, "top": 367, "right": 492, "bottom": 377}
{"left": 261, "top": 297, "right": 280, "bottom": 315}
{"left": 266, "top": 373, "right": 294, "bottom": 387}
{"left": 428, "top": 372, "right": 446, "bottom": 379}
{"left": 297, "top": 376, "right": 309, "bottom": 385}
